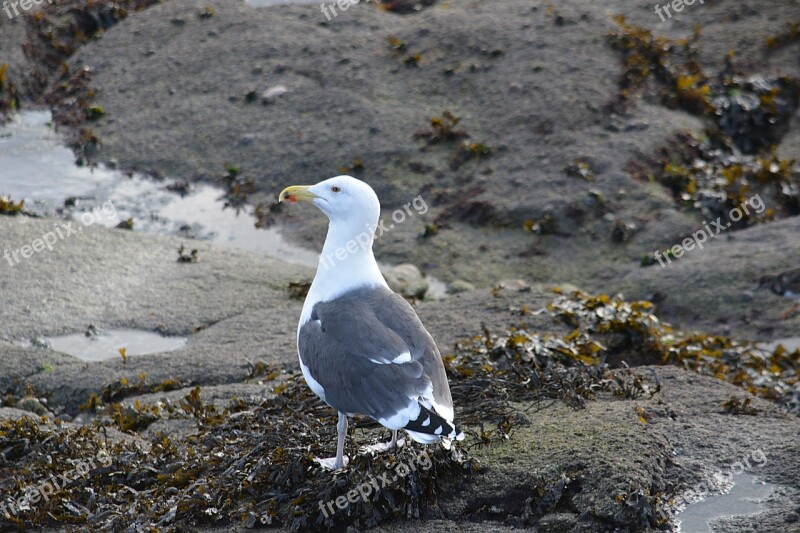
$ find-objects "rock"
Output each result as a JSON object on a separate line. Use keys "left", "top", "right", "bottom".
{"left": 385, "top": 263, "right": 428, "bottom": 299}
{"left": 15, "top": 397, "right": 53, "bottom": 418}
{"left": 553, "top": 283, "right": 582, "bottom": 294}
{"left": 19, "top": 0, "right": 796, "bottom": 336}
{"left": 494, "top": 279, "right": 531, "bottom": 292}
{"left": 533, "top": 512, "right": 579, "bottom": 532}
{"left": 0, "top": 407, "right": 41, "bottom": 421}
{"left": 0, "top": 1, "right": 799, "bottom": 530}
{"left": 0, "top": 212, "right": 798, "bottom": 530}
{"left": 30, "top": 335, "right": 51, "bottom": 349}
{"left": 261, "top": 85, "right": 288, "bottom": 104}
{"left": 238, "top": 133, "right": 256, "bottom": 146}
{"left": 448, "top": 279, "right": 475, "bottom": 294}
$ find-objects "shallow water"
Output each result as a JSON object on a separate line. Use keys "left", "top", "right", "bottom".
{"left": 675, "top": 474, "right": 774, "bottom": 532}
{"left": 0, "top": 110, "right": 317, "bottom": 266}
{"left": 0, "top": 110, "right": 448, "bottom": 299}
{"left": 0, "top": 111, "right": 117, "bottom": 209}
{"left": 22, "top": 329, "right": 187, "bottom": 362}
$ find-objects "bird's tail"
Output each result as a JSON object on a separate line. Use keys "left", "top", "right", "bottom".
{"left": 403, "top": 404, "right": 464, "bottom": 447}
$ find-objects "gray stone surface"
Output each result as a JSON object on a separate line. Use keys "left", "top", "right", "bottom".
{"left": 29, "top": 0, "right": 797, "bottom": 341}
{"left": 1, "top": 0, "right": 799, "bottom": 530}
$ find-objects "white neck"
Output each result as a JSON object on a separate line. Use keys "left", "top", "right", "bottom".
{"left": 300, "top": 219, "right": 387, "bottom": 324}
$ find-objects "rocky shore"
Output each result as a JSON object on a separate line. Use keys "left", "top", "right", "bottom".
{"left": 1, "top": 0, "right": 799, "bottom": 531}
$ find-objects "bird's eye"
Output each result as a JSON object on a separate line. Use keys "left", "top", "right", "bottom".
{"left": 331, "top": 186, "right": 341, "bottom": 193}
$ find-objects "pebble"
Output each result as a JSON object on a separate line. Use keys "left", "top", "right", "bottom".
{"left": 448, "top": 279, "right": 475, "bottom": 294}
{"left": 495, "top": 279, "right": 531, "bottom": 292}
{"left": 16, "top": 397, "right": 53, "bottom": 418}
{"left": 262, "top": 85, "right": 289, "bottom": 104}
{"left": 30, "top": 335, "right": 51, "bottom": 349}
{"left": 385, "top": 264, "right": 429, "bottom": 299}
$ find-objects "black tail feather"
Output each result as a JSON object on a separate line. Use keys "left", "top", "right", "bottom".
{"left": 403, "top": 404, "right": 462, "bottom": 440}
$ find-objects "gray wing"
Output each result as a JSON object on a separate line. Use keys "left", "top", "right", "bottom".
{"left": 298, "top": 285, "right": 456, "bottom": 435}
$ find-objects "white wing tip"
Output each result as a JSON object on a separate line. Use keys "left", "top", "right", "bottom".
{"left": 440, "top": 428, "right": 464, "bottom": 450}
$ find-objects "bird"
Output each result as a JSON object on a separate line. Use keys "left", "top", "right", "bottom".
{"left": 279, "top": 175, "right": 463, "bottom": 469}
{"left": 758, "top": 268, "right": 800, "bottom": 320}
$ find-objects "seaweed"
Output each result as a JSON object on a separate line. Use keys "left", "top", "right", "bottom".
{"left": 219, "top": 165, "right": 257, "bottom": 210}
{"left": 115, "top": 218, "right": 134, "bottom": 230}
{"left": 616, "top": 484, "right": 672, "bottom": 529}
{"left": 0, "top": 63, "right": 20, "bottom": 117}
{"left": 523, "top": 214, "right": 559, "bottom": 235}
{"left": 4, "top": 290, "right": 794, "bottom": 531}
{"left": 83, "top": 105, "right": 104, "bottom": 121}
{"left": 451, "top": 141, "right": 492, "bottom": 169}
{"left": 377, "top": 0, "right": 438, "bottom": 14}
{"left": 0, "top": 196, "right": 26, "bottom": 216}
{"left": 14, "top": 0, "right": 163, "bottom": 150}
{"left": 288, "top": 281, "right": 312, "bottom": 299}
{"left": 414, "top": 111, "right": 492, "bottom": 170}
{"left": 101, "top": 373, "right": 149, "bottom": 403}
{"left": 337, "top": 157, "right": 365, "bottom": 177}
{"left": 1, "top": 380, "right": 471, "bottom": 531}
{"left": 433, "top": 186, "right": 498, "bottom": 228}
{"left": 176, "top": 245, "right": 199, "bottom": 264}
{"left": 417, "top": 223, "right": 439, "bottom": 239}
{"left": 634, "top": 130, "right": 799, "bottom": 227}
{"left": 387, "top": 35, "right": 423, "bottom": 66}
{"left": 641, "top": 248, "right": 677, "bottom": 267}
{"left": 543, "top": 289, "right": 799, "bottom": 413}
{"left": 606, "top": 15, "right": 701, "bottom": 114}
{"left": 110, "top": 401, "right": 160, "bottom": 432}
{"left": 713, "top": 75, "right": 799, "bottom": 154}
{"left": 198, "top": 4, "right": 215, "bottom": 19}
{"left": 564, "top": 159, "right": 595, "bottom": 182}
{"left": 721, "top": 396, "right": 758, "bottom": 416}
{"left": 414, "top": 111, "right": 469, "bottom": 143}
{"left": 254, "top": 200, "right": 282, "bottom": 229}
{"left": 765, "top": 19, "right": 800, "bottom": 50}
{"left": 608, "top": 16, "right": 800, "bottom": 157}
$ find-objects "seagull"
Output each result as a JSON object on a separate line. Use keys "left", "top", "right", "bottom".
{"left": 279, "top": 175, "right": 463, "bottom": 469}
{"left": 758, "top": 268, "right": 800, "bottom": 320}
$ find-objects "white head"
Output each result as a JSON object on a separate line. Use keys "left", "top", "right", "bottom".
{"left": 280, "top": 175, "right": 389, "bottom": 313}
{"left": 279, "top": 175, "right": 381, "bottom": 232}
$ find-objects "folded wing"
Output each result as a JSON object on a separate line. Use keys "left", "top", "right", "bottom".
{"left": 298, "top": 285, "right": 460, "bottom": 442}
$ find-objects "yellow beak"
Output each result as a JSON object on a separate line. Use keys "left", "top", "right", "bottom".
{"left": 279, "top": 185, "right": 318, "bottom": 203}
